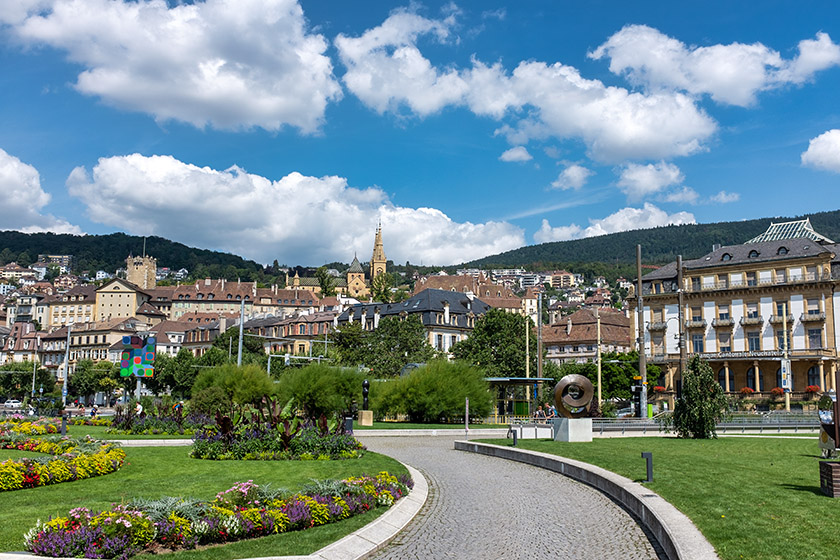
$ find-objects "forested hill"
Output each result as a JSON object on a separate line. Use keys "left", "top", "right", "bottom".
{"left": 0, "top": 231, "right": 264, "bottom": 277}
{"left": 466, "top": 209, "right": 840, "bottom": 269}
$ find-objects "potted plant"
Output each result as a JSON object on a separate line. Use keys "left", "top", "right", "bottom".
{"left": 805, "top": 385, "right": 821, "bottom": 399}
{"left": 770, "top": 386, "right": 784, "bottom": 399}
{"left": 653, "top": 386, "right": 667, "bottom": 394}
{"left": 739, "top": 386, "right": 755, "bottom": 396}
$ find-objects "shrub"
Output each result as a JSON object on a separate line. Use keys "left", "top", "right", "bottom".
{"left": 373, "top": 360, "right": 493, "bottom": 423}
{"left": 274, "top": 364, "right": 362, "bottom": 421}
{"left": 191, "top": 386, "right": 232, "bottom": 415}
{"left": 192, "top": 364, "right": 274, "bottom": 406}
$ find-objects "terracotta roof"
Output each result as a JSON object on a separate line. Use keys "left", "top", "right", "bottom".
{"left": 543, "top": 308, "right": 631, "bottom": 346}
{"left": 136, "top": 302, "right": 166, "bottom": 316}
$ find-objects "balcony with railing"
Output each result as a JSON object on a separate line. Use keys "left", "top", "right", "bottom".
{"left": 685, "top": 319, "right": 707, "bottom": 329}
{"left": 769, "top": 314, "right": 795, "bottom": 325}
{"left": 647, "top": 321, "right": 669, "bottom": 332}
{"left": 800, "top": 312, "right": 826, "bottom": 323}
{"left": 740, "top": 315, "right": 764, "bottom": 326}
{"left": 712, "top": 317, "right": 734, "bottom": 328}
{"left": 686, "top": 270, "right": 832, "bottom": 293}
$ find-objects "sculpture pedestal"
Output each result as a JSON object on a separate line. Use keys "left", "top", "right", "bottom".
{"left": 552, "top": 417, "right": 592, "bottom": 442}
{"left": 358, "top": 410, "right": 373, "bottom": 427}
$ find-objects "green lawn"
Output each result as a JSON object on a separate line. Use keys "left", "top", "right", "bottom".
{"left": 1, "top": 446, "right": 407, "bottom": 555}
{"left": 355, "top": 421, "right": 506, "bottom": 430}
{"left": 481, "top": 437, "right": 835, "bottom": 560}
{"left": 0, "top": 449, "right": 44, "bottom": 461}
{"left": 65, "top": 424, "right": 193, "bottom": 439}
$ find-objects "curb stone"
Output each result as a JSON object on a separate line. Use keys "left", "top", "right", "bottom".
{"left": 454, "top": 440, "right": 718, "bottom": 560}
{"left": 0, "top": 464, "right": 428, "bottom": 560}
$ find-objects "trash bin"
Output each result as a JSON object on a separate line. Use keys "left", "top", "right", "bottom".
{"left": 344, "top": 416, "right": 354, "bottom": 434}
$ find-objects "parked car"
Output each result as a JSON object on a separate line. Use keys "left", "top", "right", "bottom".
{"left": 3, "top": 399, "right": 22, "bottom": 409}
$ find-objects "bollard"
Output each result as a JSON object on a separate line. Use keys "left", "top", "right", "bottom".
{"left": 61, "top": 411, "right": 69, "bottom": 436}
{"left": 641, "top": 451, "right": 653, "bottom": 482}
{"left": 512, "top": 430, "right": 518, "bottom": 447}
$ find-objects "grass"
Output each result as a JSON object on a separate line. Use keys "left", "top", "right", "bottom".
{"left": 65, "top": 424, "right": 193, "bottom": 439}
{"left": 354, "top": 421, "right": 506, "bottom": 430}
{"left": 1, "top": 446, "right": 407, "bottom": 555}
{"left": 480, "top": 436, "right": 835, "bottom": 560}
{"left": 0, "top": 449, "right": 44, "bottom": 460}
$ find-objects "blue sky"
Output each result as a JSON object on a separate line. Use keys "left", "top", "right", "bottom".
{"left": 1, "top": 0, "right": 839, "bottom": 267}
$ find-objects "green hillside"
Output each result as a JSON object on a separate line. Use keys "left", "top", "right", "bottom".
{"left": 466, "top": 209, "right": 840, "bottom": 269}
{"left": 0, "top": 231, "right": 266, "bottom": 279}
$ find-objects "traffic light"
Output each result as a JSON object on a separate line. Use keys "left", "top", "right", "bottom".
{"left": 630, "top": 383, "right": 643, "bottom": 418}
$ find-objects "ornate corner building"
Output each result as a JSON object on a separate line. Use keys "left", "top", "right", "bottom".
{"left": 629, "top": 219, "right": 839, "bottom": 398}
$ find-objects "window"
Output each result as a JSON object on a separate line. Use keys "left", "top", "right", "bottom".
{"left": 691, "top": 306, "right": 702, "bottom": 321}
{"left": 436, "top": 334, "right": 443, "bottom": 350}
{"left": 775, "top": 368, "right": 792, "bottom": 390}
{"left": 721, "top": 253, "right": 732, "bottom": 261}
{"left": 746, "top": 272, "right": 756, "bottom": 286}
{"left": 691, "top": 277, "right": 700, "bottom": 291}
{"left": 775, "top": 301, "right": 788, "bottom": 316}
{"left": 746, "top": 366, "right": 765, "bottom": 391}
{"left": 808, "top": 366, "right": 820, "bottom": 387}
{"left": 777, "top": 247, "right": 788, "bottom": 255}
{"left": 718, "top": 332, "right": 731, "bottom": 352}
{"left": 807, "top": 299, "right": 820, "bottom": 314}
{"left": 298, "top": 324, "right": 305, "bottom": 335}
{"left": 451, "top": 335, "right": 457, "bottom": 348}
{"left": 718, "top": 274, "right": 728, "bottom": 288}
{"left": 775, "top": 330, "right": 790, "bottom": 351}
{"left": 748, "top": 250, "right": 759, "bottom": 258}
{"left": 747, "top": 331, "right": 761, "bottom": 351}
{"left": 718, "top": 304, "right": 730, "bottom": 320}
{"left": 808, "top": 328, "right": 822, "bottom": 349}
{"left": 692, "top": 333, "right": 704, "bottom": 353}
{"left": 746, "top": 302, "right": 759, "bottom": 318}
{"left": 807, "top": 266, "right": 817, "bottom": 280}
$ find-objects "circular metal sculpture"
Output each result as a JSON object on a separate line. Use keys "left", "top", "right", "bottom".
{"left": 554, "top": 374, "right": 595, "bottom": 418}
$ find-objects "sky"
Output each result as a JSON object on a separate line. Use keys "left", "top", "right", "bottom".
{"left": 1, "top": 1, "right": 840, "bottom": 268}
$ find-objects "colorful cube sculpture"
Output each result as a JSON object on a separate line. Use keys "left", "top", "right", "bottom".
{"left": 120, "top": 335, "right": 156, "bottom": 378}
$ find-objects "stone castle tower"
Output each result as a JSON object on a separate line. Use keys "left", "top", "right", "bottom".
{"left": 370, "top": 224, "right": 386, "bottom": 281}
{"left": 126, "top": 254, "right": 156, "bottom": 290}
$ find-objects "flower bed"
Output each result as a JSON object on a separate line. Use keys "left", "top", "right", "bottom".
{"left": 0, "top": 418, "right": 60, "bottom": 436}
{"left": 0, "top": 434, "right": 125, "bottom": 491}
{"left": 107, "top": 407, "right": 207, "bottom": 435}
{"left": 24, "top": 473, "right": 412, "bottom": 559}
{"left": 191, "top": 423, "right": 364, "bottom": 461}
{"left": 72, "top": 417, "right": 112, "bottom": 427}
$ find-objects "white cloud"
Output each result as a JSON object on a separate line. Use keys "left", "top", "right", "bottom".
{"left": 4, "top": 0, "right": 341, "bottom": 132}
{"left": 617, "top": 161, "right": 683, "bottom": 200}
{"left": 661, "top": 186, "right": 699, "bottom": 204}
{"left": 590, "top": 25, "right": 840, "bottom": 107}
{"left": 499, "top": 146, "right": 532, "bottom": 162}
{"left": 709, "top": 190, "right": 740, "bottom": 204}
{"left": 533, "top": 219, "right": 583, "bottom": 243}
{"left": 551, "top": 164, "right": 592, "bottom": 190}
{"left": 66, "top": 154, "right": 524, "bottom": 265}
{"left": 335, "top": 8, "right": 466, "bottom": 116}
{"left": 801, "top": 129, "right": 840, "bottom": 173}
{"left": 337, "top": 14, "right": 717, "bottom": 162}
{"left": 0, "top": 148, "right": 81, "bottom": 234}
{"left": 534, "top": 203, "right": 695, "bottom": 243}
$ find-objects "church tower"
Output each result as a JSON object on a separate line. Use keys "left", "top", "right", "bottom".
{"left": 126, "top": 254, "right": 156, "bottom": 290}
{"left": 370, "top": 224, "right": 386, "bottom": 281}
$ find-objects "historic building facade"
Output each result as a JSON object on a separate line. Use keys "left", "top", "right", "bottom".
{"left": 629, "top": 219, "right": 840, "bottom": 398}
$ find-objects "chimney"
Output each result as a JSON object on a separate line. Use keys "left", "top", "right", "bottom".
{"left": 221, "top": 279, "right": 225, "bottom": 290}
{"left": 566, "top": 318, "right": 572, "bottom": 335}
{"left": 712, "top": 243, "right": 721, "bottom": 251}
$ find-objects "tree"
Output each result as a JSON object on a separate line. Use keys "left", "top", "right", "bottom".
{"left": 315, "top": 266, "right": 336, "bottom": 297}
{"left": 17, "top": 251, "right": 32, "bottom": 267}
{"left": 668, "top": 355, "right": 729, "bottom": 439}
{"left": 370, "top": 272, "right": 394, "bottom": 303}
{"left": 451, "top": 309, "right": 537, "bottom": 377}
{"left": 333, "top": 316, "right": 434, "bottom": 377}
{"left": 213, "top": 326, "right": 264, "bottom": 362}
{"left": 0, "top": 360, "right": 53, "bottom": 399}
{"left": 191, "top": 363, "right": 274, "bottom": 406}
{"left": 373, "top": 361, "right": 493, "bottom": 423}
{"left": 275, "top": 364, "right": 362, "bottom": 420}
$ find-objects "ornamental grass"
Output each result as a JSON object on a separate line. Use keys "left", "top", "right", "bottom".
{"left": 24, "top": 473, "right": 412, "bottom": 559}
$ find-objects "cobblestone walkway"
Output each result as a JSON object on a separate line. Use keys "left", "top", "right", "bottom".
{"left": 361, "top": 435, "right": 665, "bottom": 560}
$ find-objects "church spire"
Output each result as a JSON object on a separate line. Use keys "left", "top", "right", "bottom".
{"left": 370, "top": 224, "right": 387, "bottom": 281}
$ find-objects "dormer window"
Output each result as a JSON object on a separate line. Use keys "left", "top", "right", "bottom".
{"left": 748, "top": 250, "right": 759, "bottom": 258}
{"left": 721, "top": 253, "right": 732, "bottom": 262}
{"left": 777, "top": 247, "right": 788, "bottom": 255}
{"left": 236, "top": 295, "right": 241, "bottom": 300}
{"left": 226, "top": 294, "right": 232, "bottom": 299}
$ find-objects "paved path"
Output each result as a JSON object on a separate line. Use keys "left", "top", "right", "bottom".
{"left": 359, "top": 435, "right": 665, "bottom": 560}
